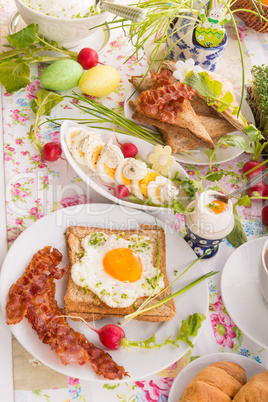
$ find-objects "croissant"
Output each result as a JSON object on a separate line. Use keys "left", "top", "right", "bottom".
{"left": 233, "top": 371, "right": 268, "bottom": 401}
{"left": 178, "top": 361, "right": 247, "bottom": 401}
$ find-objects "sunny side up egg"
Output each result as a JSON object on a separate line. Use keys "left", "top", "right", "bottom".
{"left": 71, "top": 232, "right": 165, "bottom": 308}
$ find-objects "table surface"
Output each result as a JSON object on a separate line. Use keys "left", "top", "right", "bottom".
{"left": 1, "top": 1, "right": 268, "bottom": 401}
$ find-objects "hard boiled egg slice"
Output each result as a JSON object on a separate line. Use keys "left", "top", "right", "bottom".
{"left": 147, "top": 176, "right": 179, "bottom": 205}
{"left": 96, "top": 138, "right": 124, "bottom": 184}
{"left": 83, "top": 134, "right": 105, "bottom": 172}
{"left": 65, "top": 126, "right": 83, "bottom": 149}
{"left": 138, "top": 170, "right": 160, "bottom": 199}
{"left": 115, "top": 158, "right": 149, "bottom": 189}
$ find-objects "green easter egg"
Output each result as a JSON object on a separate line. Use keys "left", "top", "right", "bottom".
{"left": 40, "top": 59, "right": 84, "bottom": 91}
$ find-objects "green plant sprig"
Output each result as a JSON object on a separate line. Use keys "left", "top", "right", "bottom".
{"left": 124, "top": 271, "right": 218, "bottom": 322}
{"left": 62, "top": 92, "right": 165, "bottom": 146}
{"left": 121, "top": 312, "right": 206, "bottom": 350}
{"left": 0, "top": 24, "right": 78, "bottom": 93}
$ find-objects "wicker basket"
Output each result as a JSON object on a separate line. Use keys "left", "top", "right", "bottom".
{"left": 231, "top": 0, "right": 268, "bottom": 33}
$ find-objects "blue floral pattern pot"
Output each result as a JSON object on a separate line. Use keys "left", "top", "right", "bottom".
{"left": 165, "top": 18, "right": 228, "bottom": 72}
{"left": 184, "top": 223, "right": 223, "bottom": 259}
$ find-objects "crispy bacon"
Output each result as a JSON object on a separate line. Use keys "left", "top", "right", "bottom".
{"left": 137, "top": 82, "right": 196, "bottom": 124}
{"left": 151, "top": 70, "right": 173, "bottom": 87}
{"left": 6, "top": 246, "right": 128, "bottom": 380}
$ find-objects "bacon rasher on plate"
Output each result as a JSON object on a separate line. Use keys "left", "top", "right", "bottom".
{"left": 5, "top": 246, "right": 128, "bottom": 380}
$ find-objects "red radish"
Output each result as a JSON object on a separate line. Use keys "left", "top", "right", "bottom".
{"left": 97, "top": 178, "right": 130, "bottom": 199}
{"left": 120, "top": 143, "right": 138, "bottom": 158}
{"left": 242, "top": 160, "right": 266, "bottom": 179}
{"left": 248, "top": 182, "right": 268, "bottom": 201}
{"left": 114, "top": 133, "right": 138, "bottom": 158}
{"left": 42, "top": 142, "right": 62, "bottom": 161}
{"left": 77, "top": 48, "right": 99, "bottom": 70}
{"left": 114, "top": 184, "right": 130, "bottom": 199}
{"left": 262, "top": 205, "right": 268, "bottom": 226}
{"left": 56, "top": 315, "right": 125, "bottom": 349}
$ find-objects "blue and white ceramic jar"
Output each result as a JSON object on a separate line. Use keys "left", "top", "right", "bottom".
{"left": 184, "top": 190, "right": 234, "bottom": 259}
{"left": 165, "top": 15, "right": 228, "bottom": 72}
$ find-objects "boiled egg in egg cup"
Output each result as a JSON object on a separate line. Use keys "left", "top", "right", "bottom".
{"left": 184, "top": 190, "right": 234, "bottom": 259}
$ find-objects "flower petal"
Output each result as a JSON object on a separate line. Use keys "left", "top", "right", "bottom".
{"left": 185, "top": 58, "right": 195, "bottom": 68}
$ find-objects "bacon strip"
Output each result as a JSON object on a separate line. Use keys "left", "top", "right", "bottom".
{"left": 6, "top": 246, "right": 128, "bottom": 380}
{"left": 137, "top": 81, "right": 196, "bottom": 124}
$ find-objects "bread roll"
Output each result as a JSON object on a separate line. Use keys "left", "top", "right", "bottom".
{"left": 233, "top": 371, "right": 268, "bottom": 401}
{"left": 178, "top": 361, "right": 246, "bottom": 401}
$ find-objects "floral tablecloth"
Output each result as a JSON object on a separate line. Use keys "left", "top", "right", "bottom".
{"left": 1, "top": 1, "right": 268, "bottom": 401}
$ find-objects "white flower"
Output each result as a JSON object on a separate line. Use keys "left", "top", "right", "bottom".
{"left": 173, "top": 58, "right": 203, "bottom": 82}
{"left": 148, "top": 145, "right": 175, "bottom": 176}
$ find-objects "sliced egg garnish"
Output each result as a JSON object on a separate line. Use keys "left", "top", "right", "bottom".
{"left": 115, "top": 158, "right": 149, "bottom": 190}
{"left": 147, "top": 176, "right": 179, "bottom": 205}
{"left": 138, "top": 170, "right": 160, "bottom": 198}
{"left": 83, "top": 135, "right": 105, "bottom": 172}
{"left": 65, "top": 126, "right": 83, "bottom": 149}
{"left": 96, "top": 138, "right": 124, "bottom": 184}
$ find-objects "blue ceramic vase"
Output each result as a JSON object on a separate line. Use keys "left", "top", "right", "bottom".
{"left": 165, "top": 17, "right": 228, "bottom": 72}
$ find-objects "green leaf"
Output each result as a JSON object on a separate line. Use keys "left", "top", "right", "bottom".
{"left": 233, "top": 326, "right": 243, "bottom": 345}
{"left": 236, "top": 195, "right": 251, "bottom": 207}
{"left": 30, "top": 90, "right": 63, "bottom": 150}
{"left": 219, "top": 134, "right": 253, "bottom": 154}
{"left": 32, "top": 90, "right": 64, "bottom": 116}
{"left": 7, "top": 24, "right": 39, "bottom": 49}
{"left": 217, "top": 91, "right": 233, "bottom": 112}
{"left": 204, "top": 148, "right": 216, "bottom": 161}
{"left": 244, "top": 124, "right": 263, "bottom": 141}
{"left": 172, "top": 174, "right": 199, "bottom": 201}
{"left": 175, "top": 313, "right": 206, "bottom": 348}
{"left": 226, "top": 207, "right": 247, "bottom": 247}
{"left": 0, "top": 61, "right": 30, "bottom": 92}
{"left": 172, "top": 199, "right": 194, "bottom": 214}
{"left": 121, "top": 313, "right": 206, "bottom": 350}
{"left": 204, "top": 171, "right": 224, "bottom": 182}
{"left": 184, "top": 71, "right": 222, "bottom": 101}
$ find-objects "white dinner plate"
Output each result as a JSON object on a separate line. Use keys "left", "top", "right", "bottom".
{"left": 60, "top": 120, "right": 189, "bottom": 211}
{"left": 168, "top": 352, "right": 266, "bottom": 402}
{"left": 0, "top": 204, "right": 209, "bottom": 382}
{"left": 221, "top": 237, "right": 268, "bottom": 349}
{"left": 124, "top": 89, "right": 255, "bottom": 165}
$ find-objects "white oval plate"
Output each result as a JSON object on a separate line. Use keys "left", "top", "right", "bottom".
{"left": 221, "top": 237, "right": 268, "bottom": 350}
{"left": 0, "top": 204, "right": 208, "bottom": 382}
{"left": 124, "top": 89, "right": 255, "bottom": 166}
{"left": 168, "top": 352, "right": 266, "bottom": 402}
{"left": 60, "top": 120, "right": 189, "bottom": 211}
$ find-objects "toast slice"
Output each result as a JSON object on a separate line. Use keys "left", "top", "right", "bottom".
{"left": 160, "top": 60, "right": 247, "bottom": 132}
{"left": 130, "top": 99, "right": 215, "bottom": 149}
{"left": 129, "top": 75, "right": 220, "bottom": 118}
{"left": 64, "top": 225, "right": 176, "bottom": 322}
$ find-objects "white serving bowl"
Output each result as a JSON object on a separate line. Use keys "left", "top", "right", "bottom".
{"left": 14, "top": 0, "right": 112, "bottom": 48}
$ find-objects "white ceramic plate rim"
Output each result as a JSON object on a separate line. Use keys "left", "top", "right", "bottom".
{"left": 0, "top": 204, "right": 208, "bottom": 382}
{"left": 124, "top": 89, "right": 255, "bottom": 166}
{"left": 168, "top": 352, "right": 266, "bottom": 402}
{"left": 221, "top": 237, "right": 268, "bottom": 349}
{"left": 60, "top": 120, "right": 189, "bottom": 212}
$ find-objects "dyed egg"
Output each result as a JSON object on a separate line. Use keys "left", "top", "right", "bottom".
{"left": 40, "top": 59, "right": 84, "bottom": 91}
{"left": 79, "top": 65, "right": 120, "bottom": 97}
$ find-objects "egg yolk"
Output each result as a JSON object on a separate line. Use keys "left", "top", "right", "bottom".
{"left": 139, "top": 172, "right": 160, "bottom": 198}
{"left": 121, "top": 172, "right": 131, "bottom": 187}
{"left": 92, "top": 145, "right": 103, "bottom": 168}
{"left": 103, "top": 248, "right": 142, "bottom": 282}
{"left": 104, "top": 163, "right": 116, "bottom": 179}
{"left": 207, "top": 199, "right": 228, "bottom": 214}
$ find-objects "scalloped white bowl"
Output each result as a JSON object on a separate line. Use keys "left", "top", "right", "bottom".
{"left": 14, "top": 0, "right": 112, "bottom": 48}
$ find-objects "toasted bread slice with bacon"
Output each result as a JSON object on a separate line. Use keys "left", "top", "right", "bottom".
{"left": 160, "top": 60, "right": 247, "bottom": 132}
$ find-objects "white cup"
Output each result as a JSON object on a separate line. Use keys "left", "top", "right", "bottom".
{"left": 260, "top": 237, "right": 268, "bottom": 306}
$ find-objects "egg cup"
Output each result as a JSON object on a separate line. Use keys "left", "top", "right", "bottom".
{"left": 184, "top": 224, "right": 223, "bottom": 259}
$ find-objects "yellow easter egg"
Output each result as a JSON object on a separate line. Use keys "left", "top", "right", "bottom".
{"left": 79, "top": 65, "right": 120, "bottom": 97}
